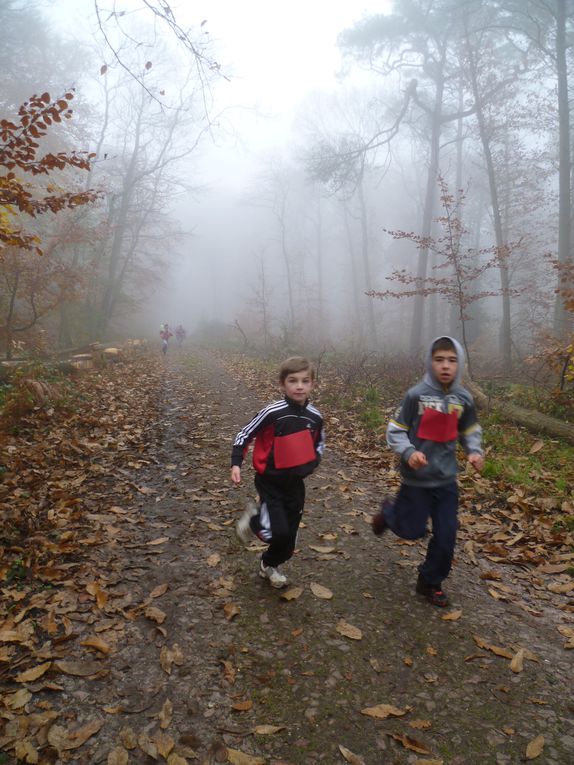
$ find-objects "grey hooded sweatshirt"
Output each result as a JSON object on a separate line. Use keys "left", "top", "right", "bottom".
{"left": 386, "top": 336, "right": 483, "bottom": 488}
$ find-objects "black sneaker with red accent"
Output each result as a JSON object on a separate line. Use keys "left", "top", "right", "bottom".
{"left": 416, "top": 575, "right": 449, "bottom": 607}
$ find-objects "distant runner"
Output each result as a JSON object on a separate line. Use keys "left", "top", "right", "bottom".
{"left": 160, "top": 323, "right": 173, "bottom": 355}
{"left": 175, "top": 324, "right": 186, "bottom": 346}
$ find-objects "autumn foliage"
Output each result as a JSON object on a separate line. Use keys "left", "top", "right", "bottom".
{"left": 0, "top": 90, "right": 98, "bottom": 255}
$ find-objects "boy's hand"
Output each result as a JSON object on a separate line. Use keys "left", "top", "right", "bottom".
{"left": 408, "top": 451, "right": 428, "bottom": 470}
{"left": 467, "top": 453, "right": 484, "bottom": 472}
{"left": 231, "top": 466, "right": 242, "bottom": 484}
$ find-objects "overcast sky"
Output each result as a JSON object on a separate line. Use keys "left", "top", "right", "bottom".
{"left": 43, "top": 0, "right": 392, "bottom": 330}
{"left": 187, "top": 0, "right": 392, "bottom": 189}
{"left": 47, "top": 0, "right": 391, "bottom": 180}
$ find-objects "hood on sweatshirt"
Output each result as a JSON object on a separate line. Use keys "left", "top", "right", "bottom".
{"left": 423, "top": 336, "right": 465, "bottom": 391}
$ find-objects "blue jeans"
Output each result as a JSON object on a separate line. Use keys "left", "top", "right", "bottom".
{"left": 383, "top": 482, "right": 458, "bottom": 588}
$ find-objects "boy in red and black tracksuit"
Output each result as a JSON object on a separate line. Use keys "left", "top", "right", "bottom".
{"left": 231, "top": 357, "right": 324, "bottom": 588}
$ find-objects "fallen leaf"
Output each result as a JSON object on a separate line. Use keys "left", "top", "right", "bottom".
{"left": 207, "top": 553, "right": 221, "bottom": 567}
{"left": 138, "top": 732, "right": 158, "bottom": 759}
{"left": 441, "top": 610, "right": 462, "bottom": 621}
{"left": 529, "top": 440, "right": 544, "bottom": 454}
{"left": 15, "top": 661, "right": 52, "bottom": 682}
{"left": 510, "top": 648, "right": 525, "bottom": 673}
{"left": 557, "top": 625, "right": 574, "bottom": 649}
{"left": 224, "top": 602, "right": 241, "bottom": 621}
{"left": 388, "top": 733, "right": 431, "bottom": 755}
{"left": 472, "top": 635, "right": 513, "bottom": 659}
{"left": 47, "top": 719, "right": 103, "bottom": 752}
{"left": 54, "top": 660, "right": 104, "bottom": 677}
{"left": 281, "top": 586, "right": 303, "bottom": 601}
{"left": 158, "top": 699, "right": 173, "bottom": 729}
{"left": 226, "top": 748, "right": 265, "bottom": 765}
{"left": 80, "top": 636, "right": 113, "bottom": 655}
{"left": 147, "top": 537, "right": 170, "bottom": 545}
{"left": 119, "top": 726, "right": 137, "bottom": 749}
{"left": 547, "top": 581, "right": 574, "bottom": 594}
{"left": 336, "top": 619, "right": 362, "bottom": 640}
{"left": 369, "top": 658, "right": 383, "bottom": 673}
{"left": 86, "top": 581, "right": 108, "bottom": 608}
{"left": 232, "top": 700, "right": 253, "bottom": 712}
{"left": 107, "top": 746, "right": 129, "bottom": 765}
{"left": 309, "top": 545, "right": 335, "bottom": 554}
{"left": 145, "top": 606, "right": 167, "bottom": 624}
{"left": 160, "top": 644, "right": 184, "bottom": 674}
{"left": 488, "top": 587, "right": 508, "bottom": 601}
{"left": 150, "top": 583, "right": 169, "bottom": 598}
{"left": 14, "top": 740, "right": 38, "bottom": 763}
{"left": 409, "top": 719, "right": 432, "bottom": 729}
{"left": 361, "top": 703, "right": 409, "bottom": 719}
{"left": 5, "top": 689, "right": 32, "bottom": 709}
{"left": 153, "top": 731, "right": 175, "bottom": 758}
{"left": 310, "top": 582, "right": 333, "bottom": 600}
{"left": 525, "top": 734, "right": 545, "bottom": 759}
{"left": 338, "top": 744, "right": 366, "bottom": 764}
{"left": 251, "top": 725, "right": 285, "bottom": 735}
{"left": 464, "top": 540, "right": 478, "bottom": 565}
{"left": 167, "top": 754, "right": 189, "bottom": 765}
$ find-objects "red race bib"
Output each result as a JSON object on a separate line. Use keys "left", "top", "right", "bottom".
{"left": 416, "top": 408, "right": 458, "bottom": 442}
{"left": 273, "top": 429, "right": 317, "bottom": 469}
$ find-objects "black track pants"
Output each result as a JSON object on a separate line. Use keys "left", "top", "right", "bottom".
{"left": 253, "top": 473, "right": 305, "bottom": 568}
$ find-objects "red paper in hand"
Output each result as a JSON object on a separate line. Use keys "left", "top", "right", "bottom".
{"left": 416, "top": 408, "right": 458, "bottom": 442}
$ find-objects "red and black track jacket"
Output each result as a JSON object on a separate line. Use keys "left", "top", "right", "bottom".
{"left": 232, "top": 397, "right": 324, "bottom": 478}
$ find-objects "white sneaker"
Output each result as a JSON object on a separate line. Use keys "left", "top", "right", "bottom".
{"left": 235, "top": 502, "right": 258, "bottom": 546}
{"left": 259, "top": 560, "right": 287, "bottom": 589}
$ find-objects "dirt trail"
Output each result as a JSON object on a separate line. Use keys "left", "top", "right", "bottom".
{"left": 3, "top": 349, "right": 573, "bottom": 765}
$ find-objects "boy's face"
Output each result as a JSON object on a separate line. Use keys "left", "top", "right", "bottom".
{"left": 281, "top": 369, "right": 314, "bottom": 403}
{"left": 431, "top": 349, "right": 458, "bottom": 387}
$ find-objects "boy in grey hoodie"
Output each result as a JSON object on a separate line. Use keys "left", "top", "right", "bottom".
{"left": 372, "top": 336, "right": 484, "bottom": 606}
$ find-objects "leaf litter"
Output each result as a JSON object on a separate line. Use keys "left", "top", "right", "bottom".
{"left": 0, "top": 349, "right": 573, "bottom": 763}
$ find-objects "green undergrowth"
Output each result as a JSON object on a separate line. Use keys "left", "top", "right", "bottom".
{"left": 484, "top": 380, "right": 574, "bottom": 422}
{"left": 481, "top": 412, "right": 574, "bottom": 501}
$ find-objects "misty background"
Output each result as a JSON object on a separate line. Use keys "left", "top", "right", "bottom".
{"left": 2, "top": 0, "right": 574, "bottom": 375}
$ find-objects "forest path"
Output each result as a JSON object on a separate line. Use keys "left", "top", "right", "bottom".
{"left": 2, "top": 348, "right": 573, "bottom": 765}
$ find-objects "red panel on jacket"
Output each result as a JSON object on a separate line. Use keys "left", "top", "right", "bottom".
{"left": 273, "top": 429, "right": 316, "bottom": 469}
{"left": 416, "top": 408, "right": 458, "bottom": 442}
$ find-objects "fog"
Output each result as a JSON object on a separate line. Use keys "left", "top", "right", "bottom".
{"left": 2, "top": 0, "right": 573, "bottom": 369}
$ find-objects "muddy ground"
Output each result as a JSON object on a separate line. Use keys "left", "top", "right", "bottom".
{"left": 2, "top": 348, "right": 573, "bottom": 765}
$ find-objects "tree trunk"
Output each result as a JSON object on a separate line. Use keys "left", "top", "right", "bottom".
{"left": 356, "top": 165, "right": 377, "bottom": 348}
{"left": 342, "top": 202, "right": 364, "bottom": 344}
{"left": 315, "top": 191, "right": 325, "bottom": 342}
{"left": 465, "top": 40, "right": 512, "bottom": 370}
{"left": 553, "top": 0, "right": 573, "bottom": 339}
{"left": 410, "top": 70, "right": 444, "bottom": 354}
{"left": 466, "top": 379, "right": 574, "bottom": 444}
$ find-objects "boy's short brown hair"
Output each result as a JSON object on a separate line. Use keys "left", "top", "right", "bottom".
{"left": 431, "top": 337, "right": 456, "bottom": 355}
{"left": 279, "top": 356, "right": 314, "bottom": 383}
